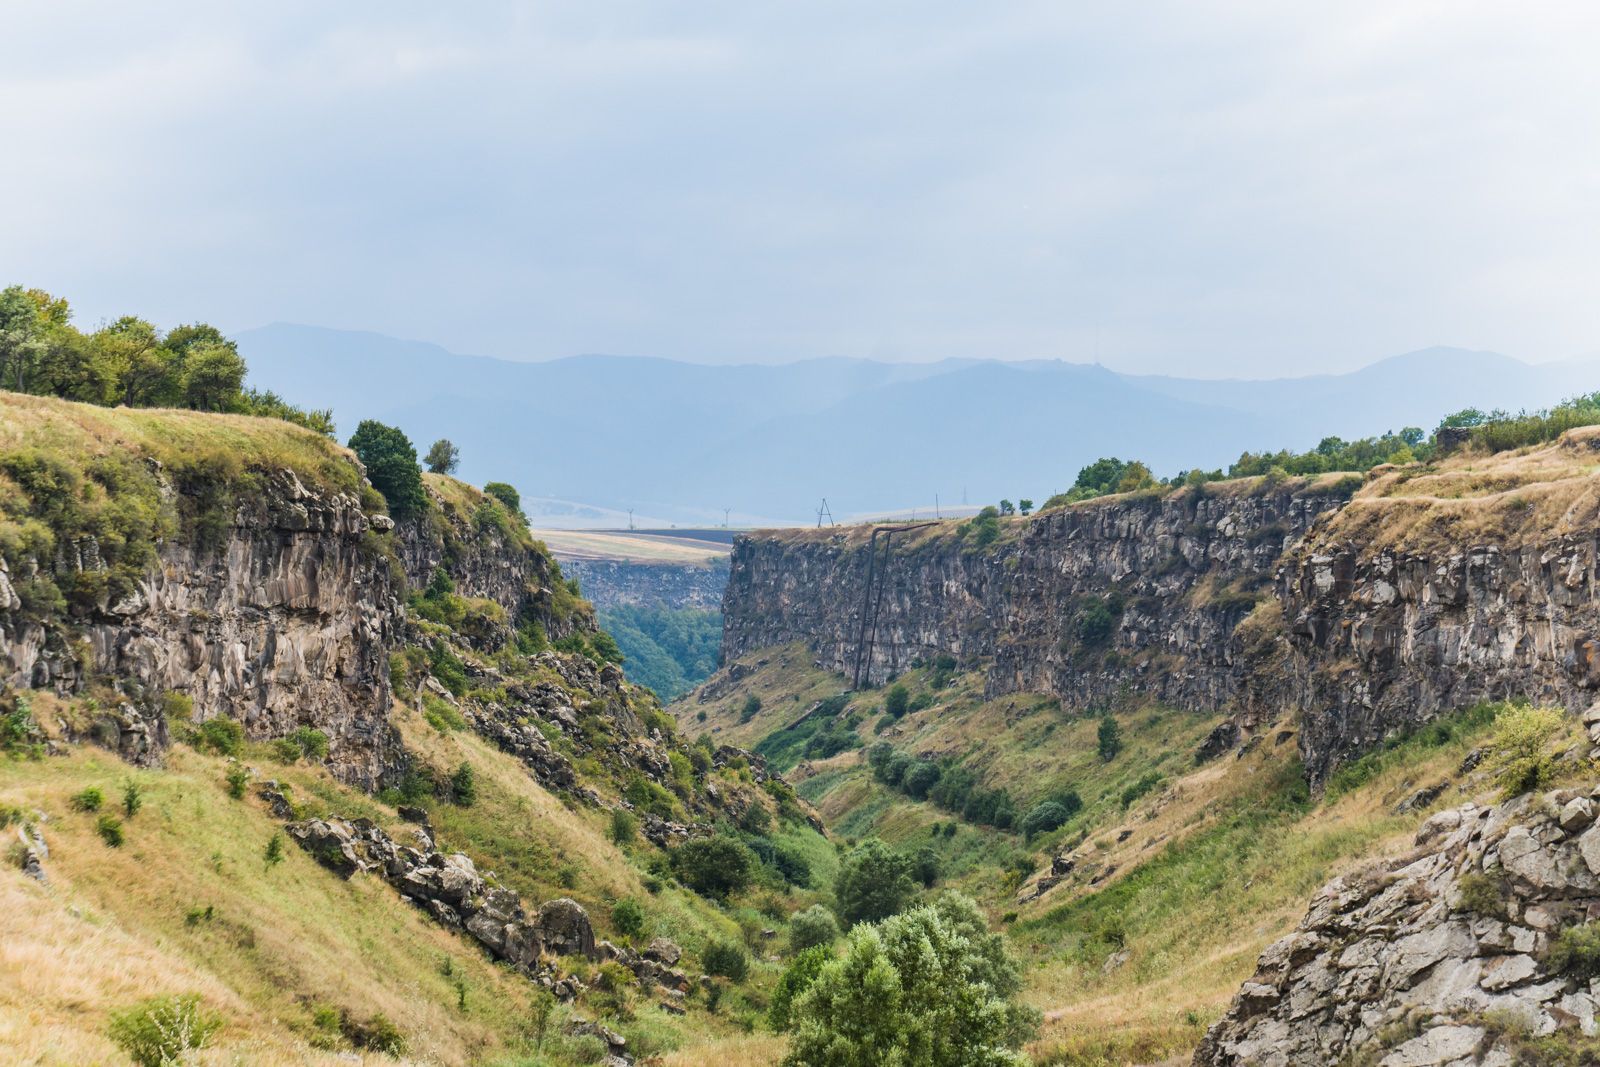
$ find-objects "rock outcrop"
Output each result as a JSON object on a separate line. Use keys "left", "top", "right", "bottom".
{"left": 1198, "top": 784, "right": 1600, "bottom": 1066}
{"left": 282, "top": 799, "right": 688, "bottom": 995}
{"left": 0, "top": 468, "right": 403, "bottom": 787}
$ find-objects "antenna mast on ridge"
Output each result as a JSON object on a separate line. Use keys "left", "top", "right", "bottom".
{"left": 816, "top": 498, "right": 835, "bottom": 527}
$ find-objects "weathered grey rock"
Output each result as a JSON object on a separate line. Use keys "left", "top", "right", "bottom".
{"left": 645, "top": 937, "right": 682, "bottom": 966}
{"left": 537, "top": 898, "right": 597, "bottom": 960}
{"left": 1198, "top": 786, "right": 1600, "bottom": 1065}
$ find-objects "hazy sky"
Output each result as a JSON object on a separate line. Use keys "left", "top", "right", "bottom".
{"left": 4, "top": 3, "right": 1600, "bottom": 376}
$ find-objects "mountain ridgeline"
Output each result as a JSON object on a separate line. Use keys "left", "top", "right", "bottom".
{"left": 236, "top": 322, "right": 1600, "bottom": 525}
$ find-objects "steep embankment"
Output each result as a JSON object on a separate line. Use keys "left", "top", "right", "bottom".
{"left": 722, "top": 431, "right": 1600, "bottom": 784}
{"left": 0, "top": 394, "right": 403, "bottom": 787}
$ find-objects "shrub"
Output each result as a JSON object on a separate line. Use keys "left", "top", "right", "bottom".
{"left": 286, "top": 727, "right": 329, "bottom": 761}
{"left": 421, "top": 692, "right": 467, "bottom": 733}
{"left": 883, "top": 684, "right": 910, "bottom": 719}
{"left": 785, "top": 893, "right": 1038, "bottom": 1067}
{"left": 450, "top": 763, "right": 476, "bottom": 806}
{"left": 1097, "top": 713, "right": 1122, "bottom": 762}
{"left": 483, "top": 481, "right": 522, "bottom": 518}
{"left": 790, "top": 904, "right": 840, "bottom": 952}
{"left": 613, "top": 897, "right": 646, "bottom": 940}
{"left": 702, "top": 940, "right": 749, "bottom": 981}
{"left": 224, "top": 765, "right": 250, "bottom": 800}
{"left": 424, "top": 438, "right": 459, "bottom": 474}
{"left": 834, "top": 838, "right": 917, "bottom": 927}
{"left": 769, "top": 944, "right": 832, "bottom": 1031}
{"left": 71, "top": 786, "right": 104, "bottom": 812}
{"left": 122, "top": 780, "right": 144, "bottom": 818}
{"left": 609, "top": 808, "right": 638, "bottom": 846}
{"left": 428, "top": 641, "right": 468, "bottom": 697}
{"left": 1550, "top": 922, "right": 1600, "bottom": 978}
{"left": 346, "top": 1012, "right": 407, "bottom": 1055}
{"left": 772, "top": 841, "right": 813, "bottom": 887}
{"left": 264, "top": 832, "right": 284, "bottom": 868}
{"left": 902, "top": 761, "right": 941, "bottom": 800}
{"left": 1488, "top": 705, "right": 1565, "bottom": 798}
{"left": 740, "top": 694, "right": 763, "bottom": 723}
{"left": 96, "top": 813, "right": 125, "bottom": 847}
{"left": 1455, "top": 871, "right": 1510, "bottom": 919}
{"left": 672, "top": 836, "right": 755, "bottom": 899}
{"left": 1020, "top": 800, "right": 1072, "bottom": 840}
{"left": 197, "top": 717, "right": 244, "bottom": 756}
{"left": 108, "top": 994, "right": 223, "bottom": 1067}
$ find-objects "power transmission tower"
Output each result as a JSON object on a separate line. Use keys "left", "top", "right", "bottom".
{"left": 627, "top": 509, "right": 634, "bottom": 531}
{"left": 816, "top": 498, "right": 834, "bottom": 527}
{"left": 723, "top": 507, "right": 731, "bottom": 528}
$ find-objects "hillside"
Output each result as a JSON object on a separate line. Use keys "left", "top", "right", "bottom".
{"left": 235, "top": 323, "right": 1600, "bottom": 525}
{"left": 0, "top": 390, "right": 836, "bottom": 1066}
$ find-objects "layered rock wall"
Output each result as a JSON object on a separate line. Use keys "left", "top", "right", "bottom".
{"left": 0, "top": 469, "right": 402, "bottom": 786}
{"left": 723, "top": 486, "right": 1346, "bottom": 715}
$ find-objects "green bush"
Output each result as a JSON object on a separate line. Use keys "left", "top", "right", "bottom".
{"left": 1097, "top": 713, "right": 1122, "bottom": 762}
{"left": 740, "top": 694, "right": 763, "bottom": 723}
{"left": 70, "top": 786, "right": 104, "bottom": 812}
{"left": 96, "top": 813, "right": 125, "bottom": 847}
{"left": 702, "top": 940, "right": 749, "bottom": 982}
{"left": 450, "top": 763, "right": 476, "bottom": 806}
{"left": 769, "top": 944, "right": 832, "bottom": 1031}
{"left": 1020, "top": 800, "right": 1072, "bottom": 840}
{"left": 1488, "top": 705, "right": 1565, "bottom": 798}
{"left": 286, "top": 727, "right": 329, "bottom": 761}
{"left": 789, "top": 904, "right": 840, "bottom": 952}
{"left": 122, "top": 780, "right": 143, "bottom": 818}
{"left": 609, "top": 808, "right": 638, "bottom": 846}
{"left": 883, "top": 684, "right": 910, "bottom": 719}
{"left": 834, "top": 838, "right": 917, "bottom": 927}
{"left": 108, "top": 994, "right": 223, "bottom": 1067}
{"left": 902, "top": 761, "right": 941, "bottom": 800}
{"left": 1454, "top": 871, "right": 1509, "bottom": 919}
{"left": 671, "top": 836, "right": 755, "bottom": 899}
{"left": 421, "top": 692, "right": 467, "bottom": 733}
{"left": 613, "top": 897, "right": 646, "bottom": 940}
{"left": 1551, "top": 922, "right": 1600, "bottom": 978}
{"left": 428, "top": 641, "right": 468, "bottom": 697}
{"left": 224, "top": 765, "right": 250, "bottom": 800}
{"left": 197, "top": 717, "right": 244, "bottom": 756}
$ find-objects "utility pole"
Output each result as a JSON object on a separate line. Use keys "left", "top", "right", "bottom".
{"left": 723, "top": 507, "right": 731, "bottom": 528}
{"left": 627, "top": 509, "right": 634, "bottom": 531}
{"left": 935, "top": 493, "right": 940, "bottom": 519}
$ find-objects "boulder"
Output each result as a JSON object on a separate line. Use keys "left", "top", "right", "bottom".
{"left": 538, "top": 898, "right": 597, "bottom": 959}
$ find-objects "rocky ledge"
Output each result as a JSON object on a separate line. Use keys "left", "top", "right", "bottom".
{"left": 1198, "top": 783, "right": 1600, "bottom": 1066}
{"left": 277, "top": 793, "right": 690, "bottom": 1000}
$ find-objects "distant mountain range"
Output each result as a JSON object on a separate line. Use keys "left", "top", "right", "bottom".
{"left": 237, "top": 324, "right": 1600, "bottom": 526}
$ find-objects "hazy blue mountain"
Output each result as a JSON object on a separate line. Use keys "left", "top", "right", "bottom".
{"left": 237, "top": 324, "right": 1594, "bottom": 526}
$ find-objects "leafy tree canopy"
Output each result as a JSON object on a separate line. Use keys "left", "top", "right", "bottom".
{"left": 348, "top": 420, "right": 427, "bottom": 519}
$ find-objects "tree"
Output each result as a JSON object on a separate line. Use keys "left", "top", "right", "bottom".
{"left": 784, "top": 893, "right": 1038, "bottom": 1067}
{"left": 425, "top": 439, "right": 460, "bottom": 474}
{"left": 998, "top": 499, "right": 1015, "bottom": 516}
{"left": 902, "top": 760, "right": 941, "bottom": 800}
{"left": 1019, "top": 800, "right": 1071, "bottom": 840}
{"left": 180, "top": 341, "right": 246, "bottom": 411}
{"left": 0, "top": 285, "right": 46, "bottom": 393}
{"left": 770, "top": 945, "right": 832, "bottom": 1031}
{"left": 883, "top": 684, "right": 909, "bottom": 719}
{"left": 451, "top": 762, "right": 476, "bottom": 806}
{"left": 740, "top": 694, "right": 763, "bottom": 723}
{"left": 1097, "top": 712, "right": 1122, "bottom": 762}
{"left": 1018, "top": 499, "right": 1033, "bottom": 515}
{"left": 348, "top": 420, "right": 427, "bottom": 519}
{"left": 834, "top": 838, "right": 917, "bottom": 927}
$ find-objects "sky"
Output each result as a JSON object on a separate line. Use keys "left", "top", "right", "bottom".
{"left": 4, "top": 2, "right": 1600, "bottom": 377}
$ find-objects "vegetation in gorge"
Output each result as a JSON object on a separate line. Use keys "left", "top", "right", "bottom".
{"left": 600, "top": 604, "right": 723, "bottom": 701}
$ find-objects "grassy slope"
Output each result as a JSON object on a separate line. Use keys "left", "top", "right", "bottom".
{"left": 675, "top": 648, "right": 1541, "bottom": 1067}
{"left": 0, "top": 391, "right": 362, "bottom": 495}
{"left": 0, "top": 686, "right": 819, "bottom": 1065}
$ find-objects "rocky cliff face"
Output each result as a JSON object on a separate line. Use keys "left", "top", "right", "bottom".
{"left": 560, "top": 558, "right": 728, "bottom": 611}
{"left": 1278, "top": 529, "right": 1600, "bottom": 786}
{"left": 0, "top": 468, "right": 403, "bottom": 787}
{"left": 396, "top": 478, "right": 593, "bottom": 642}
{"left": 723, "top": 485, "right": 1347, "bottom": 715}
{"left": 723, "top": 445, "right": 1600, "bottom": 786}
{"left": 1198, "top": 779, "right": 1600, "bottom": 1066}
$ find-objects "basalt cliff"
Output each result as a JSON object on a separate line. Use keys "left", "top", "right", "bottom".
{"left": 721, "top": 430, "right": 1600, "bottom": 785}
